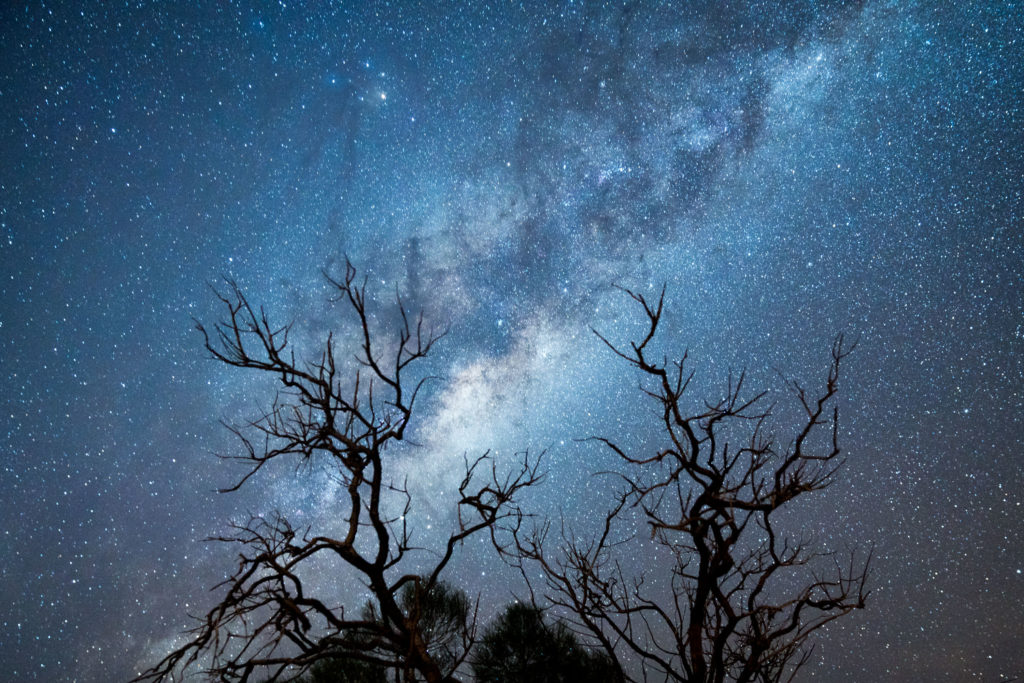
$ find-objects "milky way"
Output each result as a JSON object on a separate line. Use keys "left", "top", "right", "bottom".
{"left": 2, "top": 2, "right": 1021, "bottom": 681}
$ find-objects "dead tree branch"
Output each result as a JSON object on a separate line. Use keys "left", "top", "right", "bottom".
{"left": 134, "top": 261, "right": 542, "bottom": 683}
{"left": 508, "top": 288, "right": 870, "bottom": 683}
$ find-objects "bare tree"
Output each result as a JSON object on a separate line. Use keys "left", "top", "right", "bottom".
{"left": 504, "top": 287, "right": 870, "bottom": 683}
{"left": 134, "top": 262, "right": 542, "bottom": 683}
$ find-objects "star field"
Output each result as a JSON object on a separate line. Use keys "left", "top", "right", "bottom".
{"left": 1, "top": 2, "right": 1022, "bottom": 681}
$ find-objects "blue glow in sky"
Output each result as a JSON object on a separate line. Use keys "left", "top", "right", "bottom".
{"left": 1, "top": 2, "right": 1021, "bottom": 680}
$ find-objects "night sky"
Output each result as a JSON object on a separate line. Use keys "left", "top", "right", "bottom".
{"left": 2, "top": 1, "right": 1022, "bottom": 681}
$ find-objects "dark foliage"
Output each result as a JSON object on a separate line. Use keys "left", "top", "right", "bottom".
{"left": 296, "top": 580, "right": 470, "bottom": 683}
{"left": 472, "top": 603, "right": 616, "bottom": 683}
{"left": 299, "top": 655, "right": 387, "bottom": 683}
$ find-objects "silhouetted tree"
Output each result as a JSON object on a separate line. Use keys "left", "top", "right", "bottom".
{"left": 471, "top": 602, "right": 616, "bottom": 682}
{"left": 135, "top": 265, "right": 869, "bottom": 683}
{"left": 365, "top": 579, "right": 474, "bottom": 680}
{"left": 133, "top": 262, "right": 542, "bottom": 683}
{"left": 299, "top": 655, "right": 386, "bottom": 683}
{"left": 503, "top": 287, "right": 870, "bottom": 683}
{"left": 297, "top": 580, "right": 471, "bottom": 683}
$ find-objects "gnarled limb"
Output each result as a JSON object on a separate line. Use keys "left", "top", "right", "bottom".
{"left": 134, "top": 262, "right": 540, "bottom": 683}
{"left": 509, "top": 288, "right": 870, "bottom": 683}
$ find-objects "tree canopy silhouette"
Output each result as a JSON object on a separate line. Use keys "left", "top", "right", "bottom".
{"left": 472, "top": 602, "right": 615, "bottom": 682}
{"left": 296, "top": 579, "right": 471, "bottom": 683}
